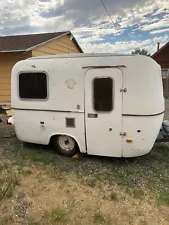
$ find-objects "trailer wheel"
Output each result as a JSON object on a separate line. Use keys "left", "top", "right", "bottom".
{"left": 52, "top": 135, "right": 77, "bottom": 156}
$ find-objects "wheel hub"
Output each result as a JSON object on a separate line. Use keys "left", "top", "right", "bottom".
{"left": 59, "top": 136, "right": 75, "bottom": 151}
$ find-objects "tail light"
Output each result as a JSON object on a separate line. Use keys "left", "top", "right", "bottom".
{"left": 7, "top": 121, "right": 12, "bottom": 125}
{"left": 7, "top": 117, "right": 14, "bottom": 125}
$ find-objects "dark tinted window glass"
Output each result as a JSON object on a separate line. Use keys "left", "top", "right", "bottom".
{"left": 93, "top": 77, "right": 113, "bottom": 111}
{"left": 19, "top": 73, "right": 47, "bottom": 99}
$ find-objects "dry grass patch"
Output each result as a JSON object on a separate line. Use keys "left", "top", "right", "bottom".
{"left": 0, "top": 165, "right": 20, "bottom": 201}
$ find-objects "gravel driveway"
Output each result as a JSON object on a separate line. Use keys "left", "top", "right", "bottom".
{"left": 165, "top": 99, "right": 169, "bottom": 120}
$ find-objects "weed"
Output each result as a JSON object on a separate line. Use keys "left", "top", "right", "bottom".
{"left": 93, "top": 212, "right": 105, "bottom": 224}
{"left": 0, "top": 215, "right": 14, "bottom": 225}
{"left": 86, "top": 178, "right": 97, "bottom": 187}
{"left": 21, "top": 167, "right": 33, "bottom": 176}
{"left": 126, "top": 188, "right": 144, "bottom": 199}
{"left": 0, "top": 167, "right": 19, "bottom": 200}
{"left": 132, "top": 189, "right": 145, "bottom": 199}
{"left": 158, "top": 192, "right": 169, "bottom": 205}
{"left": 139, "top": 219, "right": 148, "bottom": 225}
{"left": 51, "top": 206, "right": 67, "bottom": 222}
{"left": 25, "top": 217, "right": 40, "bottom": 225}
{"left": 110, "top": 191, "right": 118, "bottom": 201}
{"left": 11, "top": 142, "right": 57, "bottom": 166}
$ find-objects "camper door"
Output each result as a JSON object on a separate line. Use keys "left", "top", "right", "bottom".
{"left": 85, "top": 68, "right": 123, "bottom": 157}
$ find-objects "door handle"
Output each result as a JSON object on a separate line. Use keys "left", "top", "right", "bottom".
{"left": 88, "top": 113, "right": 98, "bottom": 118}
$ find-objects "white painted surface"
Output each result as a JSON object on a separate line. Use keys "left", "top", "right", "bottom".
{"left": 13, "top": 110, "right": 86, "bottom": 153}
{"left": 122, "top": 56, "right": 164, "bottom": 115}
{"left": 85, "top": 68, "right": 123, "bottom": 157}
{"left": 123, "top": 114, "right": 164, "bottom": 157}
{"left": 11, "top": 54, "right": 164, "bottom": 157}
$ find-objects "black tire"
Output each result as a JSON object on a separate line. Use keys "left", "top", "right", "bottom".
{"left": 52, "top": 135, "right": 77, "bottom": 156}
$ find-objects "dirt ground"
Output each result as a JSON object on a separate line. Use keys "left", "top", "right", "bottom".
{"left": 0, "top": 101, "right": 169, "bottom": 225}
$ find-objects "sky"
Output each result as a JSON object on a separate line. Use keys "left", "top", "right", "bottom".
{"left": 0, "top": 0, "right": 169, "bottom": 55}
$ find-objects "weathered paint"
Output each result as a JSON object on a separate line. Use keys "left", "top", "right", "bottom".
{"left": 11, "top": 54, "right": 164, "bottom": 157}
{"left": 0, "top": 34, "right": 82, "bottom": 104}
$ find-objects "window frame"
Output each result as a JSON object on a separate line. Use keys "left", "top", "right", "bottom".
{"left": 92, "top": 76, "right": 114, "bottom": 113}
{"left": 18, "top": 71, "right": 49, "bottom": 101}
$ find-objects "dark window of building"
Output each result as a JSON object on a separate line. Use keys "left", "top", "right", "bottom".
{"left": 19, "top": 73, "right": 47, "bottom": 99}
{"left": 93, "top": 77, "right": 113, "bottom": 112}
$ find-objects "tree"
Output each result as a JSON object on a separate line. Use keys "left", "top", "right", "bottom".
{"left": 131, "top": 48, "right": 150, "bottom": 56}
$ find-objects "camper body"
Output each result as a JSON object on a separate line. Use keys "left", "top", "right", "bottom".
{"left": 11, "top": 54, "right": 164, "bottom": 157}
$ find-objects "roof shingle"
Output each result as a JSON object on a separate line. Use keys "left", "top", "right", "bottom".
{"left": 0, "top": 31, "right": 71, "bottom": 52}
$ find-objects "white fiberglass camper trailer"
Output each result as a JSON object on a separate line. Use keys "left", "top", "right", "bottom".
{"left": 11, "top": 53, "right": 164, "bottom": 157}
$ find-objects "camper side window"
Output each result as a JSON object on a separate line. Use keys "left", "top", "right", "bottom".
{"left": 19, "top": 73, "right": 47, "bottom": 99}
{"left": 93, "top": 77, "right": 113, "bottom": 112}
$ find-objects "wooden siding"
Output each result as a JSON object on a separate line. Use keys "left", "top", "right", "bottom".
{"left": 32, "top": 35, "right": 81, "bottom": 57}
{"left": 0, "top": 52, "right": 32, "bottom": 103}
{"left": 153, "top": 45, "right": 169, "bottom": 68}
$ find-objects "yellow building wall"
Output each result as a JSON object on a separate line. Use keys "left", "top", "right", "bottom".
{"left": 32, "top": 35, "right": 81, "bottom": 57}
{"left": 0, "top": 52, "right": 32, "bottom": 103}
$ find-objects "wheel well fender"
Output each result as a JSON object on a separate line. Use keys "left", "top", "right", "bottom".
{"left": 49, "top": 133, "right": 80, "bottom": 150}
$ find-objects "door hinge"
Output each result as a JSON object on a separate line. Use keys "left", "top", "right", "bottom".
{"left": 120, "top": 132, "right": 127, "bottom": 137}
{"left": 120, "top": 88, "right": 127, "bottom": 93}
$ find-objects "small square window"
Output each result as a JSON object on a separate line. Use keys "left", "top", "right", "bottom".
{"left": 19, "top": 72, "right": 47, "bottom": 99}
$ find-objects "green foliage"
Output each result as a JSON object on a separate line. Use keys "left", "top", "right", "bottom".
{"left": 51, "top": 206, "right": 67, "bottom": 222}
{"left": 93, "top": 212, "right": 105, "bottom": 224}
{"left": 158, "top": 192, "right": 169, "bottom": 205}
{"left": 131, "top": 48, "right": 150, "bottom": 56}
{"left": 110, "top": 191, "right": 118, "bottom": 201}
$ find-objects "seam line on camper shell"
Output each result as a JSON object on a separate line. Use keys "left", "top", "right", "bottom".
{"left": 82, "top": 65, "right": 126, "bottom": 69}
{"left": 122, "top": 111, "right": 164, "bottom": 117}
{"left": 12, "top": 108, "right": 83, "bottom": 113}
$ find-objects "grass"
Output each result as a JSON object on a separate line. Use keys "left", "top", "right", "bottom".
{"left": 0, "top": 215, "right": 14, "bottom": 225}
{"left": 93, "top": 212, "right": 105, "bottom": 224}
{"left": 126, "top": 188, "right": 145, "bottom": 199}
{"left": 24, "top": 217, "right": 40, "bottom": 225}
{"left": 50, "top": 206, "right": 67, "bottom": 222}
{"left": 158, "top": 192, "right": 169, "bottom": 205}
{"left": 132, "top": 189, "right": 144, "bottom": 199}
{"left": 110, "top": 191, "right": 118, "bottom": 201}
{"left": 2, "top": 109, "right": 169, "bottom": 224}
{"left": 139, "top": 219, "right": 148, "bottom": 225}
{"left": 12, "top": 142, "right": 57, "bottom": 166}
{"left": 0, "top": 166, "right": 20, "bottom": 201}
{"left": 1, "top": 137, "right": 169, "bottom": 224}
{"left": 7, "top": 138, "right": 169, "bottom": 196}
{"left": 83, "top": 177, "right": 97, "bottom": 187}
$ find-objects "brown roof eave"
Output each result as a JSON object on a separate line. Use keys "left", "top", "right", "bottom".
{"left": 26, "top": 31, "right": 71, "bottom": 52}
{"left": 0, "top": 50, "right": 27, "bottom": 53}
{"left": 152, "top": 42, "right": 169, "bottom": 58}
{"left": 0, "top": 31, "right": 83, "bottom": 53}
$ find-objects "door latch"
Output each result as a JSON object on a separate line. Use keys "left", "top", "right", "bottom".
{"left": 88, "top": 113, "right": 98, "bottom": 118}
{"left": 120, "top": 88, "right": 127, "bottom": 92}
{"left": 120, "top": 132, "right": 127, "bottom": 137}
